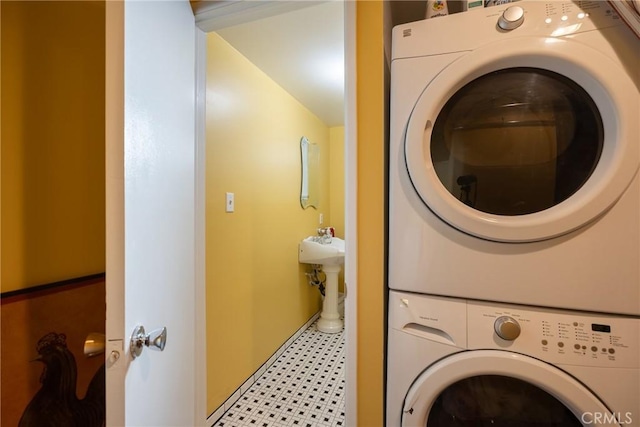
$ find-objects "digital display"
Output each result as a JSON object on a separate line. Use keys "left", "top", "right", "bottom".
{"left": 591, "top": 324, "right": 611, "bottom": 333}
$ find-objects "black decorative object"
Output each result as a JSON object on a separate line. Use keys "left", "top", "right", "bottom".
{"left": 19, "top": 332, "right": 105, "bottom": 427}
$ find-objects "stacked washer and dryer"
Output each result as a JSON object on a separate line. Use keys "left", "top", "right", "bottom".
{"left": 387, "top": 2, "right": 640, "bottom": 426}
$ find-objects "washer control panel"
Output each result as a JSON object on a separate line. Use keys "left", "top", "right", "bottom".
{"left": 494, "top": 315, "right": 521, "bottom": 340}
{"left": 467, "top": 301, "right": 640, "bottom": 368}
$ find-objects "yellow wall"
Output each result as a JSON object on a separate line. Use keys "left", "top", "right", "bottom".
{"left": 205, "top": 33, "right": 344, "bottom": 414}
{"left": 1, "top": 1, "right": 106, "bottom": 293}
{"left": 356, "top": 2, "right": 386, "bottom": 426}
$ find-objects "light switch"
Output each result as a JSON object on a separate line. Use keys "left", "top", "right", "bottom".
{"left": 226, "top": 192, "right": 235, "bottom": 213}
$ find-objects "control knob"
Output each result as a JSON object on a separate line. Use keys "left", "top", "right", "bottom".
{"left": 494, "top": 316, "right": 521, "bottom": 341}
{"left": 498, "top": 6, "right": 525, "bottom": 30}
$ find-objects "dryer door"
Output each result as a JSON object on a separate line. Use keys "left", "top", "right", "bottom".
{"left": 405, "top": 37, "right": 639, "bottom": 242}
{"left": 401, "top": 350, "right": 617, "bottom": 427}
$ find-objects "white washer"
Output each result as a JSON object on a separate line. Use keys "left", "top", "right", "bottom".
{"left": 387, "top": 290, "right": 640, "bottom": 427}
{"left": 389, "top": 1, "right": 640, "bottom": 315}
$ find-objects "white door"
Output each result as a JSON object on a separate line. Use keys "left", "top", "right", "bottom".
{"left": 105, "top": 1, "right": 202, "bottom": 425}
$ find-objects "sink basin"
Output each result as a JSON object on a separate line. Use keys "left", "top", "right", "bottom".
{"left": 298, "top": 236, "right": 345, "bottom": 265}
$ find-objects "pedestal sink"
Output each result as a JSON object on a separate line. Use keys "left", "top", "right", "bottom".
{"left": 299, "top": 236, "right": 345, "bottom": 333}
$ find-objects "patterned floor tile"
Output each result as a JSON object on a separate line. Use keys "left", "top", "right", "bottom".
{"left": 215, "top": 321, "right": 345, "bottom": 427}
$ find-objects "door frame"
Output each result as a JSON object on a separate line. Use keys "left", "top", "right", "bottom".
{"left": 194, "top": 26, "right": 208, "bottom": 426}
{"left": 192, "top": 1, "right": 358, "bottom": 426}
{"left": 105, "top": 1, "right": 125, "bottom": 424}
{"left": 107, "top": 1, "right": 357, "bottom": 424}
{"left": 343, "top": 3, "right": 358, "bottom": 425}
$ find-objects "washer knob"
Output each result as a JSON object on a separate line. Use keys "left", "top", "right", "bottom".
{"left": 494, "top": 316, "right": 521, "bottom": 341}
{"left": 498, "top": 6, "right": 525, "bottom": 30}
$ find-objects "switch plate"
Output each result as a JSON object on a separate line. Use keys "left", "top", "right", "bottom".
{"left": 319, "top": 213, "right": 324, "bottom": 225}
{"left": 226, "top": 192, "right": 235, "bottom": 213}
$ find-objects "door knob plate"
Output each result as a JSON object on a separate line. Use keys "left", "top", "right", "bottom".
{"left": 130, "top": 325, "right": 167, "bottom": 359}
{"left": 130, "top": 325, "right": 146, "bottom": 359}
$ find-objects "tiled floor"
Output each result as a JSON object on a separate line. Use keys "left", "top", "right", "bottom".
{"left": 214, "top": 320, "right": 345, "bottom": 427}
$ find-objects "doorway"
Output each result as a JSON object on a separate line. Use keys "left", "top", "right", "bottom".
{"left": 196, "top": 1, "right": 349, "bottom": 423}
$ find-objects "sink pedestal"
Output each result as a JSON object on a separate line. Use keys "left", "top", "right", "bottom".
{"left": 298, "top": 236, "right": 345, "bottom": 333}
{"left": 317, "top": 264, "right": 343, "bottom": 333}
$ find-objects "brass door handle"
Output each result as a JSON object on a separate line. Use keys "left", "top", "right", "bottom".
{"left": 84, "top": 332, "right": 106, "bottom": 357}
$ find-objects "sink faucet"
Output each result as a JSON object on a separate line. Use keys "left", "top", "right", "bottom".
{"left": 317, "top": 227, "right": 333, "bottom": 244}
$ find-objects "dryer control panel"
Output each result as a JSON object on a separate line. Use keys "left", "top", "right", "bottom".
{"left": 467, "top": 301, "right": 640, "bottom": 368}
{"left": 392, "top": 0, "right": 629, "bottom": 61}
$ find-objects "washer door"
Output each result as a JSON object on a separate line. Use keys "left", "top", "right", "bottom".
{"left": 405, "top": 37, "right": 639, "bottom": 242}
{"left": 402, "top": 351, "right": 617, "bottom": 427}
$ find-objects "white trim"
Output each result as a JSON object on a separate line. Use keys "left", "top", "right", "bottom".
{"left": 193, "top": 1, "right": 324, "bottom": 32}
{"left": 194, "top": 26, "right": 208, "bottom": 427}
{"left": 105, "top": 1, "right": 125, "bottom": 425}
{"left": 344, "top": 1, "right": 358, "bottom": 426}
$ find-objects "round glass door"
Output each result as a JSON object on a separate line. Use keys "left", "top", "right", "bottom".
{"left": 431, "top": 68, "right": 603, "bottom": 217}
{"left": 404, "top": 38, "right": 639, "bottom": 242}
{"left": 427, "top": 375, "right": 582, "bottom": 426}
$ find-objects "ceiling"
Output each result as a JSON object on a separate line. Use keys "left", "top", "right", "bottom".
{"left": 208, "top": 1, "right": 345, "bottom": 127}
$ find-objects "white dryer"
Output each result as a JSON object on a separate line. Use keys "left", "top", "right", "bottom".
{"left": 389, "top": 1, "right": 640, "bottom": 315}
{"left": 387, "top": 290, "right": 640, "bottom": 427}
